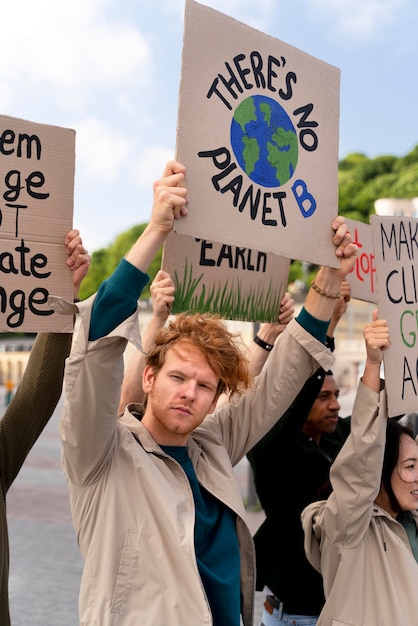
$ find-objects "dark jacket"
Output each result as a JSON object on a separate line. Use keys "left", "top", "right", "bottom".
{"left": 0, "top": 332, "right": 71, "bottom": 626}
{"left": 247, "top": 368, "right": 350, "bottom": 616}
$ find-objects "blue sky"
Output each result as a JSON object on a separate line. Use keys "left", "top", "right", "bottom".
{"left": 1, "top": 0, "right": 417, "bottom": 252}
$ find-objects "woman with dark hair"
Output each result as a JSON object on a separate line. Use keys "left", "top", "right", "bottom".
{"left": 302, "top": 313, "right": 418, "bottom": 626}
{"left": 379, "top": 419, "right": 417, "bottom": 517}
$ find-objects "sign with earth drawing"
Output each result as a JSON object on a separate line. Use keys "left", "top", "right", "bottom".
{"left": 174, "top": 0, "right": 341, "bottom": 268}
{"left": 162, "top": 230, "right": 290, "bottom": 322}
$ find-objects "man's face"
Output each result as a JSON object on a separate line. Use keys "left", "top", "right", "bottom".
{"left": 303, "top": 374, "right": 340, "bottom": 443}
{"left": 141, "top": 342, "right": 219, "bottom": 446}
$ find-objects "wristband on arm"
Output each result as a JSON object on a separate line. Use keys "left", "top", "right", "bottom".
{"left": 253, "top": 335, "right": 274, "bottom": 352}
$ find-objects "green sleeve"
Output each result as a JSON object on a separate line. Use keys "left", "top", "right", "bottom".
{"left": 0, "top": 332, "right": 71, "bottom": 491}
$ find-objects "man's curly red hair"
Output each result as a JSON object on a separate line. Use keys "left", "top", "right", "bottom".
{"left": 145, "top": 312, "right": 251, "bottom": 399}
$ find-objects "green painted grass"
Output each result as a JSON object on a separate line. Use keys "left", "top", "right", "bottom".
{"left": 172, "top": 260, "right": 284, "bottom": 322}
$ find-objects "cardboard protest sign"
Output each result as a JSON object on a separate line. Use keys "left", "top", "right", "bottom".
{"left": 162, "top": 231, "right": 290, "bottom": 322}
{"left": 371, "top": 215, "right": 418, "bottom": 416}
{"left": 345, "top": 218, "right": 377, "bottom": 303}
{"left": 0, "top": 115, "right": 75, "bottom": 332}
{"left": 175, "top": 0, "right": 341, "bottom": 268}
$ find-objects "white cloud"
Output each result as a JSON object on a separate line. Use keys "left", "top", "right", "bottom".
{"left": 75, "top": 117, "right": 134, "bottom": 180}
{"left": 131, "top": 145, "right": 176, "bottom": 187}
{"left": 307, "top": 0, "right": 409, "bottom": 38}
{"left": 0, "top": 0, "right": 152, "bottom": 106}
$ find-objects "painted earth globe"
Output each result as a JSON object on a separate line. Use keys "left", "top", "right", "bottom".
{"left": 230, "top": 94, "right": 298, "bottom": 188}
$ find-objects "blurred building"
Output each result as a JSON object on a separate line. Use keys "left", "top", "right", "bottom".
{"left": 0, "top": 335, "right": 35, "bottom": 386}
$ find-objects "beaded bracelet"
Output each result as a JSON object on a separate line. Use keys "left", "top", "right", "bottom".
{"left": 310, "top": 281, "right": 341, "bottom": 299}
{"left": 253, "top": 335, "right": 274, "bottom": 351}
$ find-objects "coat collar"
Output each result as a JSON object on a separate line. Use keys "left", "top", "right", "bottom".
{"left": 119, "top": 403, "right": 203, "bottom": 461}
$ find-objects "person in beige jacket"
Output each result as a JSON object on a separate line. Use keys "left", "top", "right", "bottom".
{"left": 302, "top": 313, "right": 418, "bottom": 626}
{"left": 57, "top": 160, "right": 357, "bottom": 626}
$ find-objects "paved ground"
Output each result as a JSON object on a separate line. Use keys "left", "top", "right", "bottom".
{"left": 4, "top": 394, "right": 266, "bottom": 626}
{"left": 7, "top": 396, "right": 82, "bottom": 626}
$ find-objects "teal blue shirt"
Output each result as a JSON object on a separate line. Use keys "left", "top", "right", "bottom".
{"left": 296, "top": 306, "right": 330, "bottom": 343}
{"left": 162, "top": 446, "right": 240, "bottom": 626}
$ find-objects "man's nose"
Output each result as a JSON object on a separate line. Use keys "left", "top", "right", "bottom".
{"left": 180, "top": 381, "right": 197, "bottom": 399}
{"left": 330, "top": 395, "right": 340, "bottom": 410}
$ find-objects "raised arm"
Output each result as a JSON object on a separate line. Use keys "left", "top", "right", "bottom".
{"left": 361, "top": 311, "right": 390, "bottom": 392}
{"left": 89, "top": 161, "right": 188, "bottom": 340}
{"left": 250, "top": 279, "right": 351, "bottom": 381}
{"left": 60, "top": 161, "right": 189, "bottom": 484}
{"left": 303, "top": 313, "right": 390, "bottom": 549}
{"left": 302, "top": 217, "right": 357, "bottom": 324}
{"left": 124, "top": 162, "right": 188, "bottom": 273}
{"left": 212, "top": 219, "right": 358, "bottom": 462}
{"left": 249, "top": 292, "right": 295, "bottom": 377}
{"left": 326, "top": 280, "right": 351, "bottom": 340}
{"left": 214, "top": 292, "right": 295, "bottom": 411}
{"left": 118, "top": 270, "right": 175, "bottom": 412}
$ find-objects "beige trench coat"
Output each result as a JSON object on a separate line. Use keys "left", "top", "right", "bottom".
{"left": 302, "top": 383, "right": 418, "bottom": 626}
{"left": 59, "top": 298, "right": 334, "bottom": 626}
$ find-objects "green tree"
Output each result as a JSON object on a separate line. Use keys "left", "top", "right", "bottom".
{"left": 79, "top": 224, "right": 163, "bottom": 301}
{"left": 338, "top": 145, "right": 418, "bottom": 222}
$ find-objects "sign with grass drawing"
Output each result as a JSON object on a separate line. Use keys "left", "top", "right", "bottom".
{"left": 162, "top": 231, "right": 290, "bottom": 322}
{"left": 371, "top": 215, "right": 418, "bottom": 417}
{"left": 0, "top": 114, "right": 75, "bottom": 333}
{"left": 345, "top": 218, "right": 377, "bottom": 303}
{"left": 174, "top": 0, "right": 341, "bottom": 268}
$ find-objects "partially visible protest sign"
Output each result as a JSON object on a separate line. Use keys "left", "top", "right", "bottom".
{"left": 345, "top": 218, "right": 377, "bottom": 303}
{"left": 0, "top": 114, "right": 75, "bottom": 332}
{"left": 162, "top": 231, "right": 290, "bottom": 322}
{"left": 174, "top": 0, "right": 341, "bottom": 268}
{"left": 371, "top": 215, "right": 418, "bottom": 416}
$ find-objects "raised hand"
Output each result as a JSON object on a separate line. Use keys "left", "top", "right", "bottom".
{"left": 361, "top": 310, "right": 391, "bottom": 392}
{"left": 150, "top": 270, "right": 175, "bottom": 325}
{"left": 364, "top": 310, "right": 391, "bottom": 366}
{"left": 65, "top": 229, "right": 91, "bottom": 299}
{"left": 150, "top": 161, "right": 188, "bottom": 233}
{"left": 332, "top": 216, "right": 358, "bottom": 279}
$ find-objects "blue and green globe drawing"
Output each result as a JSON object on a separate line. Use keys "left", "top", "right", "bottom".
{"left": 230, "top": 95, "right": 298, "bottom": 188}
